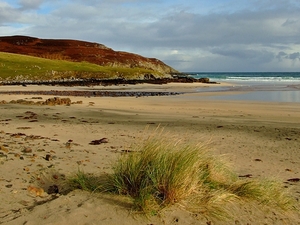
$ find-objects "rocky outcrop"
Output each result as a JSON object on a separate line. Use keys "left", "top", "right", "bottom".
{"left": 0, "top": 76, "right": 215, "bottom": 86}
{"left": 44, "top": 97, "right": 72, "bottom": 106}
{"left": 0, "top": 97, "right": 77, "bottom": 106}
{"left": 0, "top": 35, "right": 178, "bottom": 76}
{"left": 0, "top": 91, "right": 181, "bottom": 99}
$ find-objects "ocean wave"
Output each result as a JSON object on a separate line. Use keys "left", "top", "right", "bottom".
{"left": 226, "top": 76, "right": 300, "bottom": 82}
{"left": 188, "top": 72, "right": 300, "bottom": 83}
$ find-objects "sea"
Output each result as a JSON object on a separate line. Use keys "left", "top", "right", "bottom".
{"left": 187, "top": 72, "right": 300, "bottom": 103}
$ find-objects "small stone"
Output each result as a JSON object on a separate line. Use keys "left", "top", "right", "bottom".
{"left": 22, "top": 147, "right": 32, "bottom": 153}
{"left": 45, "top": 154, "right": 52, "bottom": 161}
{"left": 65, "top": 140, "right": 73, "bottom": 148}
{"left": 238, "top": 174, "right": 252, "bottom": 178}
{"left": 287, "top": 178, "right": 300, "bottom": 182}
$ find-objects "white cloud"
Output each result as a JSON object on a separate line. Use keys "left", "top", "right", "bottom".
{"left": 0, "top": 2, "right": 19, "bottom": 24}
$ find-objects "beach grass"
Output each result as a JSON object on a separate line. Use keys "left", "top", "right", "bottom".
{"left": 0, "top": 51, "right": 161, "bottom": 81}
{"left": 68, "top": 169, "right": 102, "bottom": 192}
{"left": 68, "top": 133, "right": 297, "bottom": 219}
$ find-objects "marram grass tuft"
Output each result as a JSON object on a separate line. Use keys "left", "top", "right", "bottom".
{"left": 68, "top": 132, "right": 297, "bottom": 219}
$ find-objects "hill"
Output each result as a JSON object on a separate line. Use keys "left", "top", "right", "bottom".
{"left": 0, "top": 35, "right": 178, "bottom": 82}
{"left": 0, "top": 51, "right": 164, "bottom": 83}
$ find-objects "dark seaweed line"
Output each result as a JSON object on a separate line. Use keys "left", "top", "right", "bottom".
{"left": 0, "top": 90, "right": 182, "bottom": 97}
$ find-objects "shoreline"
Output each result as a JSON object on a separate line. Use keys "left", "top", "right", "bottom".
{"left": 1, "top": 80, "right": 299, "bottom": 103}
{"left": 0, "top": 82, "right": 231, "bottom": 98}
{"left": 0, "top": 83, "right": 299, "bottom": 224}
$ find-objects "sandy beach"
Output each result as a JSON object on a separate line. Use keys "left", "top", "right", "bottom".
{"left": 0, "top": 83, "right": 299, "bottom": 224}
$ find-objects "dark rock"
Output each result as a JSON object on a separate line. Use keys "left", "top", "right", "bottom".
{"left": 32, "top": 97, "right": 43, "bottom": 99}
{"left": 48, "top": 185, "right": 59, "bottom": 194}
{"left": 198, "top": 77, "right": 210, "bottom": 83}
{"left": 287, "top": 178, "right": 300, "bottom": 182}
{"left": 10, "top": 132, "right": 26, "bottom": 137}
{"left": 89, "top": 138, "right": 109, "bottom": 145}
{"left": 45, "top": 154, "right": 52, "bottom": 161}
{"left": 238, "top": 174, "right": 253, "bottom": 178}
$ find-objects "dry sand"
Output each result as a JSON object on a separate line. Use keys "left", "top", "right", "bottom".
{"left": 0, "top": 83, "right": 299, "bottom": 225}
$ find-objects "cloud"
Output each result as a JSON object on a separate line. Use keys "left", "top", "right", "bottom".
{"left": 0, "top": 2, "right": 19, "bottom": 24}
{"left": 276, "top": 51, "right": 300, "bottom": 61}
{"left": 18, "top": 0, "right": 44, "bottom": 10}
{"left": 289, "top": 52, "right": 300, "bottom": 60}
{"left": 1, "top": 0, "right": 300, "bottom": 71}
{"left": 210, "top": 46, "right": 275, "bottom": 63}
{"left": 276, "top": 51, "right": 288, "bottom": 61}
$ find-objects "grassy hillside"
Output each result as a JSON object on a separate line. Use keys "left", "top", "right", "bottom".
{"left": 0, "top": 52, "right": 163, "bottom": 81}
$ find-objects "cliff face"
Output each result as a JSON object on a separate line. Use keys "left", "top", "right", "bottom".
{"left": 0, "top": 35, "right": 178, "bottom": 75}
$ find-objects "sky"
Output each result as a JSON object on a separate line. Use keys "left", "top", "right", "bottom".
{"left": 1, "top": 0, "right": 300, "bottom": 72}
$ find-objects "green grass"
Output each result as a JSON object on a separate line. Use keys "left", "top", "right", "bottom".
{"left": 0, "top": 51, "right": 162, "bottom": 81}
{"left": 68, "top": 169, "right": 102, "bottom": 192}
{"left": 68, "top": 134, "right": 297, "bottom": 219}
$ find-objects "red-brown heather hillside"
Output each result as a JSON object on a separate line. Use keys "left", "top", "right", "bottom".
{"left": 0, "top": 35, "right": 177, "bottom": 75}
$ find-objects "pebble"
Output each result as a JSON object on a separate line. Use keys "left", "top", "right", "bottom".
{"left": 22, "top": 147, "right": 32, "bottom": 153}
{"left": 45, "top": 154, "right": 52, "bottom": 161}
